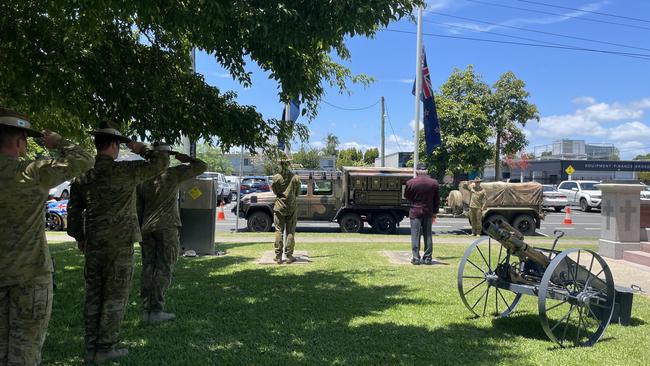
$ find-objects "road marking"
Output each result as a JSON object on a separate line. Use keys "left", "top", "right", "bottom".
{"left": 554, "top": 227, "right": 575, "bottom": 230}
{"left": 584, "top": 228, "right": 601, "bottom": 230}
{"left": 538, "top": 232, "right": 550, "bottom": 237}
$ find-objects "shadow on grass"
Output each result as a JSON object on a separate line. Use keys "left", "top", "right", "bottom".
{"left": 44, "top": 242, "right": 528, "bottom": 365}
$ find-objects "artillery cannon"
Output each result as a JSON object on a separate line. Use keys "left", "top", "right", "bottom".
{"left": 457, "top": 219, "right": 615, "bottom": 347}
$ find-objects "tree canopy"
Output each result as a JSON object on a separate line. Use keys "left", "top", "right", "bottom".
{"left": 419, "top": 66, "right": 493, "bottom": 180}
{"left": 488, "top": 72, "right": 539, "bottom": 179}
{"left": 0, "top": 0, "right": 422, "bottom": 150}
{"left": 293, "top": 145, "right": 322, "bottom": 170}
{"left": 195, "top": 144, "right": 234, "bottom": 174}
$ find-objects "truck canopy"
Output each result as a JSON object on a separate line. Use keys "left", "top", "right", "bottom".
{"left": 460, "top": 181, "right": 543, "bottom": 208}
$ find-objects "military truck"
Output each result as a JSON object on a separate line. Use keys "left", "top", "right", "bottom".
{"left": 235, "top": 167, "right": 422, "bottom": 234}
{"left": 458, "top": 181, "right": 544, "bottom": 235}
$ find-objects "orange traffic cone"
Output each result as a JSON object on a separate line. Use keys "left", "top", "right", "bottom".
{"left": 217, "top": 202, "right": 226, "bottom": 221}
{"left": 562, "top": 207, "right": 573, "bottom": 225}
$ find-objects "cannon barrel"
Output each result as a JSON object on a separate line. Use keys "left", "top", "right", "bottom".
{"left": 486, "top": 219, "right": 550, "bottom": 268}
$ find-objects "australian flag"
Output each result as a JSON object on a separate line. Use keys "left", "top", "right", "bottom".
{"left": 412, "top": 47, "right": 441, "bottom": 155}
{"left": 278, "top": 99, "right": 300, "bottom": 151}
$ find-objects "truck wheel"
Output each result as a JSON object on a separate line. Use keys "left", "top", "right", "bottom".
{"left": 339, "top": 213, "right": 363, "bottom": 233}
{"left": 373, "top": 213, "right": 397, "bottom": 234}
{"left": 224, "top": 194, "right": 232, "bottom": 204}
{"left": 482, "top": 214, "right": 507, "bottom": 234}
{"left": 554, "top": 206, "right": 564, "bottom": 213}
{"left": 512, "top": 214, "right": 536, "bottom": 236}
{"left": 247, "top": 211, "right": 272, "bottom": 232}
{"left": 580, "top": 198, "right": 591, "bottom": 212}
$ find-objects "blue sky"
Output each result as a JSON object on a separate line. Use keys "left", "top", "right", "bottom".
{"left": 195, "top": 0, "right": 650, "bottom": 160}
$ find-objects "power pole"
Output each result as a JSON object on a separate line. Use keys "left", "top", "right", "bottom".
{"left": 380, "top": 96, "right": 385, "bottom": 167}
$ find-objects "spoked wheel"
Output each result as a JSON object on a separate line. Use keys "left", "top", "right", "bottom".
{"left": 458, "top": 236, "right": 522, "bottom": 318}
{"left": 538, "top": 248, "right": 615, "bottom": 347}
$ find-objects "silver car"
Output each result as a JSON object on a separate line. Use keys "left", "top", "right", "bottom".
{"left": 542, "top": 185, "right": 568, "bottom": 212}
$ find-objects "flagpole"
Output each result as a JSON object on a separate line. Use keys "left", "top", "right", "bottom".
{"left": 412, "top": 7, "right": 424, "bottom": 178}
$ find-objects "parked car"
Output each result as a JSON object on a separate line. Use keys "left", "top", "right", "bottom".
{"left": 48, "top": 181, "right": 71, "bottom": 200}
{"left": 225, "top": 175, "right": 240, "bottom": 201}
{"left": 542, "top": 185, "right": 568, "bottom": 212}
{"left": 45, "top": 199, "right": 67, "bottom": 231}
{"left": 197, "top": 172, "right": 231, "bottom": 204}
{"left": 557, "top": 180, "right": 602, "bottom": 212}
{"left": 240, "top": 176, "right": 271, "bottom": 197}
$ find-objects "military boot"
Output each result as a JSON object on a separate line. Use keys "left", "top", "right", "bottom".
{"left": 274, "top": 256, "right": 283, "bottom": 264}
{"left": 147, "top": 311, "right": 176, "bottom": 323}
{"left": 285, "top": 255, "right": 296, "bottom": 264}
{"left": 86, "top": 348, "right": 129, "bottom": 364}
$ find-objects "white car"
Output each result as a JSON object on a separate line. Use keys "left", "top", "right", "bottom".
{"left": 49, "top": 181, "right": 71, "bottom": 200}
{"left": 642, "top": 186, "right": 650, "bottom": 200}
{"left": 197, "top": 172, "right": 231, "bottom": 204}
{"left": 557, "top": 180, "right": 602, "bottom": 212}
{"left": 542, "top": 185, "right": 568, "bottom": 212}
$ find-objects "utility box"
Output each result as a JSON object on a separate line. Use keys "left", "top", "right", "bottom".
{"left": 179, "top": 178, "right": 217, "bottom": 255}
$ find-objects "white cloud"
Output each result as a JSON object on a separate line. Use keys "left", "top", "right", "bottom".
{"left": 385, "top": 134, "right": 415, "bottom": 155}
{"left": 529, "top": 96, "right": 650, "bottom": 160}
{"left": 572, "top": 96, "right": 596, "bottom": 105}
{"left": 339, "top": 141, "right": 376, "bottom": 151}
{"left": 608, "top": 121, "right": 650, "bottom": 141}
{"left": 409, "top": 119, "right": 424, "bottom": 131}
{"left": 532, "top": 97, "right": 650, "bottom": 139}
{"left": 381, "top": 78, "right": 414, "bottom": 84}
{"left": 426, "top": 0, "right": 454, "bottom": 12}
{"left": 209, "top": 72, "right": 231, "bottom": 78}
{"left": 431, "top": 1, "right": 609, "bottom": 35}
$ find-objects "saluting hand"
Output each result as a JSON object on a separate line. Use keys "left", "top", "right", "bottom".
{"left": 41, "top": 130, "right": 62, "bottom": 149}
{"left": 175, "top": 153, "right": 192, "bottom": 163}
{"left": 127, "top": 141, "right": 146, "bottom": 154}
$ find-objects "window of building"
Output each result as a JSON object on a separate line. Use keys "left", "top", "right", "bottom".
{"left": 312, "top": 181, "right": 333, "bottom": 196}
{"left": 243, "top": 158, "right": 251, "bottom": 166}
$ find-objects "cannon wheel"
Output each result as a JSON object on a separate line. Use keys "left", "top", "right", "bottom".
{"left": 458, "top": 236, "right": 522, "bottom": 318}
{"left": 538, "top": 248, "right": 615, "bottom": 347}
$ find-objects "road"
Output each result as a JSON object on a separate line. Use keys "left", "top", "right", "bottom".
{"left": 219, "top": 204, "right": 644, "bottom": 239}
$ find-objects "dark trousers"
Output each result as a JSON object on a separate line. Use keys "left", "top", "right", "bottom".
{"left": 410, "top": 216, "right": 433, "bottom": 260}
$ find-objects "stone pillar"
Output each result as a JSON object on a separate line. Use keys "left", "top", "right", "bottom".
{"left": 598, "top": 184, "right": 645, "bottom": 259}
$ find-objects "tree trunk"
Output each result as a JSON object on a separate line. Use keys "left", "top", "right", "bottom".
{"left": 494, "top": 131, "right": 501, "bottom": 181}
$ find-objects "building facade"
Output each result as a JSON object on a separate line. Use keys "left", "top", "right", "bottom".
{"left": 374, "top": 152, "right": 414, "bottom": 168}
{"left": 484, "top": 159, "right": 650, "bottom": 184}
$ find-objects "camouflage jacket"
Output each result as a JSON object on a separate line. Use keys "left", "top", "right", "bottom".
{"left": 137, "top": 157, "right": 207, "bottom": 234}
{"left": 271, "top": 172, "right": 302, "bottom": 216}
{"left": 67, "top": 147, "right": 166, "bottom": 247}
{"left": 0, "top": 139, "right": 94, "bottom": 287}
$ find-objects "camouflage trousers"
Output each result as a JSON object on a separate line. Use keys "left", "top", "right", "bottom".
{"left": 469, "top": 208, "right": 483, "bottom": 235}
{"left": 274, "top": 211, "right": 297, "bottom": 257}
{"left": 140, "top": 228, "right": 180, "bottom": 313}
{"left": 0, "top": 274, "right": 53, "bottom": 366}
{"left": 84, "top": 244, "right": 134, "bottom": 352}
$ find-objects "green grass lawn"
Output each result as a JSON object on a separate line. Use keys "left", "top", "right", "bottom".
{"left": 43, "top": 238, "right": 650, "bottom": 365}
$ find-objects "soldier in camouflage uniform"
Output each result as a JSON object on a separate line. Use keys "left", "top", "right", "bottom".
{"left": 463, "top": 177, "right": 487, "bottom": 236}
{"left": 137, "top": 143, "right": 207, "bottom": 324}
{"left": 271, "top": 158, "right": 302, "bottom": 264}
{"left": 67, "top": 122, "right": 166, "bottom": 364}
{"left": 0, "top": 107, "right": 94, "bottom": 366}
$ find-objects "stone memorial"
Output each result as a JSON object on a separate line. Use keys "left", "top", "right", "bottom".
{"left": 598, "top": 183, "right": 645, "bottom": 259}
